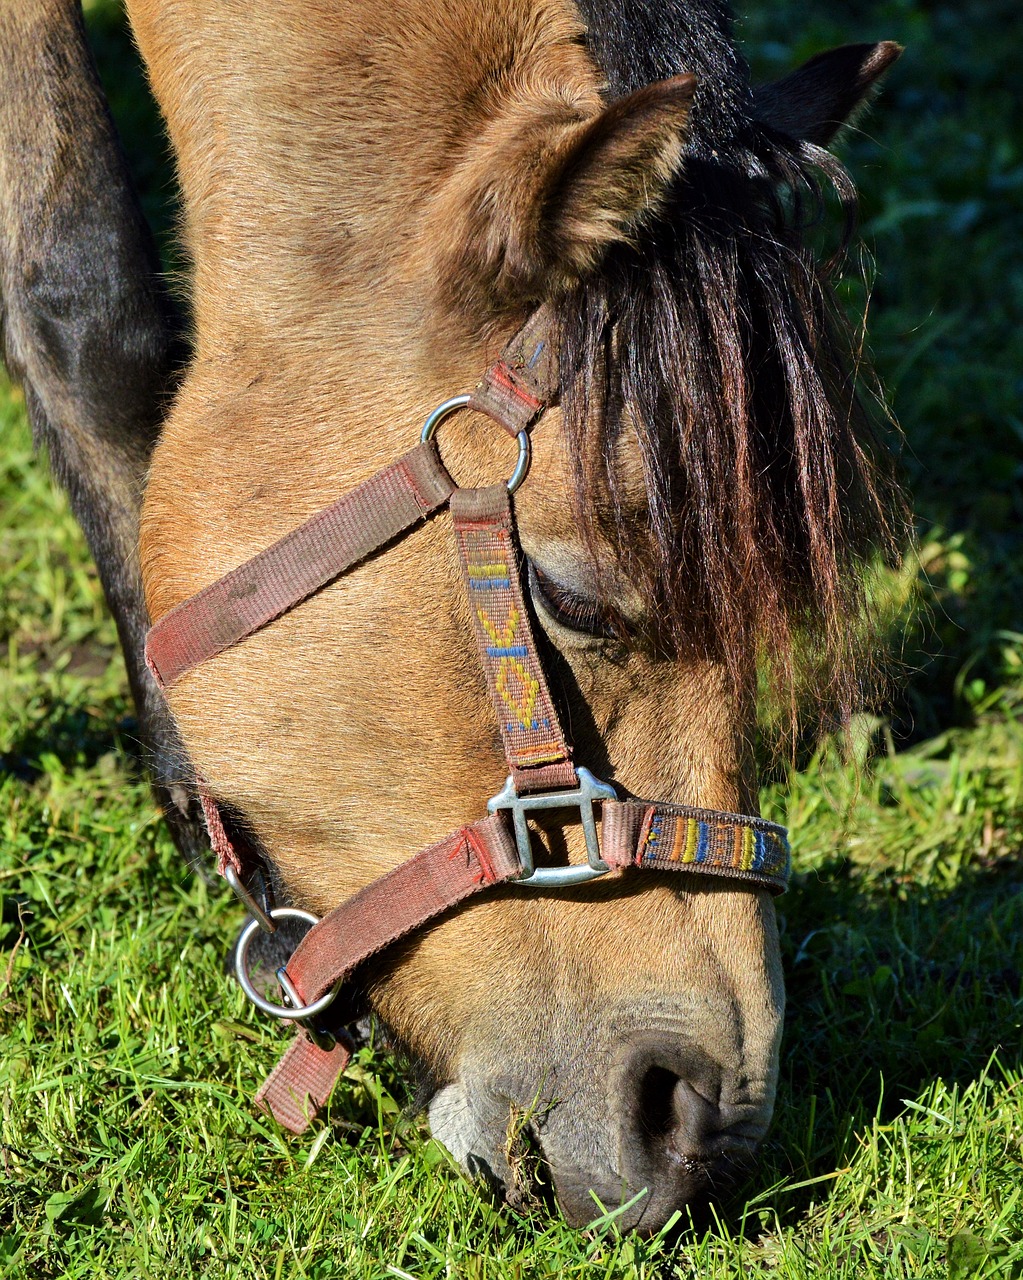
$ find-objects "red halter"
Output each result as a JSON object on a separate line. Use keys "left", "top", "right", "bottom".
{"left": 145, "top": 310, "right": 790, "bottom": 1133}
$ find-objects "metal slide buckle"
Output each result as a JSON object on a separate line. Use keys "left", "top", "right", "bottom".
{"left": 235, "top": 907, "right": 341, "bottom": 1048}
{"left": 487, "top": 766, "right": 618, "bottom": 887}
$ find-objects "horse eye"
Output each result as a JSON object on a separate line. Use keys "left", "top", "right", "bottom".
{"left": 527, "top": 561, "right": 620, "bottom": 639}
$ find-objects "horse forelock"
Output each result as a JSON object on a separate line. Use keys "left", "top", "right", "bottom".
{"left": 555, "top": 131, "right": 905, "bottom": 735}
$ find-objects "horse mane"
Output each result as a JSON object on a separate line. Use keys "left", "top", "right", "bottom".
{"left": 574, "top": 0, "right": 750, "bottom": 146}
{"left": 559, "top": 0, "right": 905, "bottom": 731}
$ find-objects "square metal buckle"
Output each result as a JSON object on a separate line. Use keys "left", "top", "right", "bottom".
{"left": 487, "top": 766, "right": 618, "bottom": 887}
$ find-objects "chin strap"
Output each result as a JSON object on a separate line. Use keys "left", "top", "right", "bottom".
{"left": 144, "top": 311, "right": 790, "bottom": 1134}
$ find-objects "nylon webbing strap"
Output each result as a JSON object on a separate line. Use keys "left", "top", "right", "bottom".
{"left": 451, "top": 485, "right": 575, "bottom": 793}
{"left": 256, "top": 814, "right": 522, "bottom": 1132}
{"left": 281, "top": 814, "right": 521, "bottom": 1008}
{"left": 145, "top": 441, "right": 455, "bottom": 689}
{"left": 254, "top": 1033, "right": 353, "bottom": 1135}
{"left": 467, "top": 305, "right": 558, "bottom": 436}
{"left": 602, "top": 800, "right": 790, "bottom": 894}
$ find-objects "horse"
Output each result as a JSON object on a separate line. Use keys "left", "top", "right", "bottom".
{"left": 0, "top": 0, "right": 902, "bottom": 1232}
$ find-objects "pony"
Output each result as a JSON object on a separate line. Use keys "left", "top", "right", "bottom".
{"left": 0, "top": 0, "right": 901, "bottom": 1231}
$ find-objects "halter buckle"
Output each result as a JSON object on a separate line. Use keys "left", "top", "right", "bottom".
{"left": 487, "top": 766, "right": 618, "bottom": 887}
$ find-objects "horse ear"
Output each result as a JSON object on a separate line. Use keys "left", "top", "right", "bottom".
{"left": 444, "top": 74, "right": 695, "bottom": 309}
{"left": 528, "top": 74, "right": 697, "bottom": 284}
{"left": 753, "top": 42, "right": 902, "bottom": 146}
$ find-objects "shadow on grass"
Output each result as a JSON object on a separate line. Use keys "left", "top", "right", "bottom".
{"left": 0, "top": 705, "right": 142, "bottom": 783}
{"left": 729, "top": 852, "right": 1023, "bottom": 1223}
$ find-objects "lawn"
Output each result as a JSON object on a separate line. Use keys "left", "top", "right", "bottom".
{"left": 1, "top": 0, "right": 1021, "bottom": 1276}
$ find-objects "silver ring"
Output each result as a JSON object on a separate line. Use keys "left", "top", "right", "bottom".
{"left": 420, "top": 395, "right": 531, "bottom": 494}
{"left": 234, "top": 907, "right": 340, "bottom": 1021}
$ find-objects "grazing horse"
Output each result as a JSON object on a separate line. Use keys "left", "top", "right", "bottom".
{"left": 0, "top": 0, "right": 901, "bottom": 1231}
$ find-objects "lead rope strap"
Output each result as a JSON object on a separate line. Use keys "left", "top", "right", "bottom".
{"left": 450, "top": 485, "right": 575, "bottom": 792}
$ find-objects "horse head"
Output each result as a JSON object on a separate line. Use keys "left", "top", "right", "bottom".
{"left": 121, "top": 0, "right": 901, "bottom": 1230}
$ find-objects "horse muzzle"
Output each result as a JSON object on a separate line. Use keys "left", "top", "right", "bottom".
{"left": 427, "top": 1019, "right": 777, "bottom": 1232}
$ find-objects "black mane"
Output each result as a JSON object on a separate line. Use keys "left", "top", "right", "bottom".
{"left": 574, "top": 0, "right": 751, "bottom": 148}
{"left": 563, "top": 0, "right": 902, "bottom": 726}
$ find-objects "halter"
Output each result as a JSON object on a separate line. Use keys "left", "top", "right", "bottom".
{"left": 145, "top": 308, "right": 790, "bottom": 1134}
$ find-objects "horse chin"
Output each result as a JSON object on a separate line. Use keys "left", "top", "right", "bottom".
{"left": 427, "top": 1080, "right": 520, "bottom": 1196}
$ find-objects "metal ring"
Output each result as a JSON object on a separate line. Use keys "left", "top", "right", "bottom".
{"left": 420, "top": 394, "right": 471, "bottom": 443}
{"left": 420, "top": 395, "right": 531, "bottom": 494}
{"left": 506, "top": 431, "right": 532, "bottom": 495}
{"left": 234, "top": 907, "right": 340, "bottom": 1021}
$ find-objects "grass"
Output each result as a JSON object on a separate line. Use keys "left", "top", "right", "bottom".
{"left": 2, "top": 0, "right": 1022, "bottom": 1275}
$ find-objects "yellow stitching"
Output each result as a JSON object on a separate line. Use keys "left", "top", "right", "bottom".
{"left": 478, "top": 604, "right": 520, "bottom": 648}
{"left": 741, "top": 826, "right": 754, "bottom": 870}
{"left": 467, "top": 562, "right": 510, "bottom": 577}
{"left": 496, "top": 657, "right": 539, "bottom": 729}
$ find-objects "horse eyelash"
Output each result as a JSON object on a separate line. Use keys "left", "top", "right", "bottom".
{"left": 527, "top": 561, "right": 620, "bottom": 639}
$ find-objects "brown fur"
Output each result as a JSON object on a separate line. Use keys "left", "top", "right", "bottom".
{"left": 128, "top": 0, "right": 893, "bottom": 1227}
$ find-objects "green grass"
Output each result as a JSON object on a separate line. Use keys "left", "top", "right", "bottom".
{"left": 2, "top": 0, "right": 1022, "bottom": 1275}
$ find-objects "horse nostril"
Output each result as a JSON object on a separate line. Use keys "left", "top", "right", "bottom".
{"left": 635, "top": 1064, "right": 718, "bottom": 1162}
{"left": 636, "top": 1065, "right": 681, "bottom": 1144}
{"left": 613, "top": 1038, "right": 748, "bottom": 1228}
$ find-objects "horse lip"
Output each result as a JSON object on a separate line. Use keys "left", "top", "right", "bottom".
{"left": 668, "top": 1130, "right": 757, "bottom": 1166}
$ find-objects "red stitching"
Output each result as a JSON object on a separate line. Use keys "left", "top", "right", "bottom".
{"left": 491, "top": 361, "right": 543, "bottom": 410}
{"left": 398, "top": 457, "right": 430, "bottom": 513}
{"left": 464, "top": 825, "right": 497, "bottom": 884}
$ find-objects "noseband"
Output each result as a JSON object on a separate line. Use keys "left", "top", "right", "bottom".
{"left": 145, "top": 309, "right": 790, "bottom": 1133}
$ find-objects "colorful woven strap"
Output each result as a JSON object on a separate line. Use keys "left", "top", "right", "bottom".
{"left": 451, "top": 485, "right": 575, "bottom": 793}
{"left": 145, "top": 441, "right": 455, "bottom": 689}
{"left": 602, "top": 800, "right": 789, "bottom": 894}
